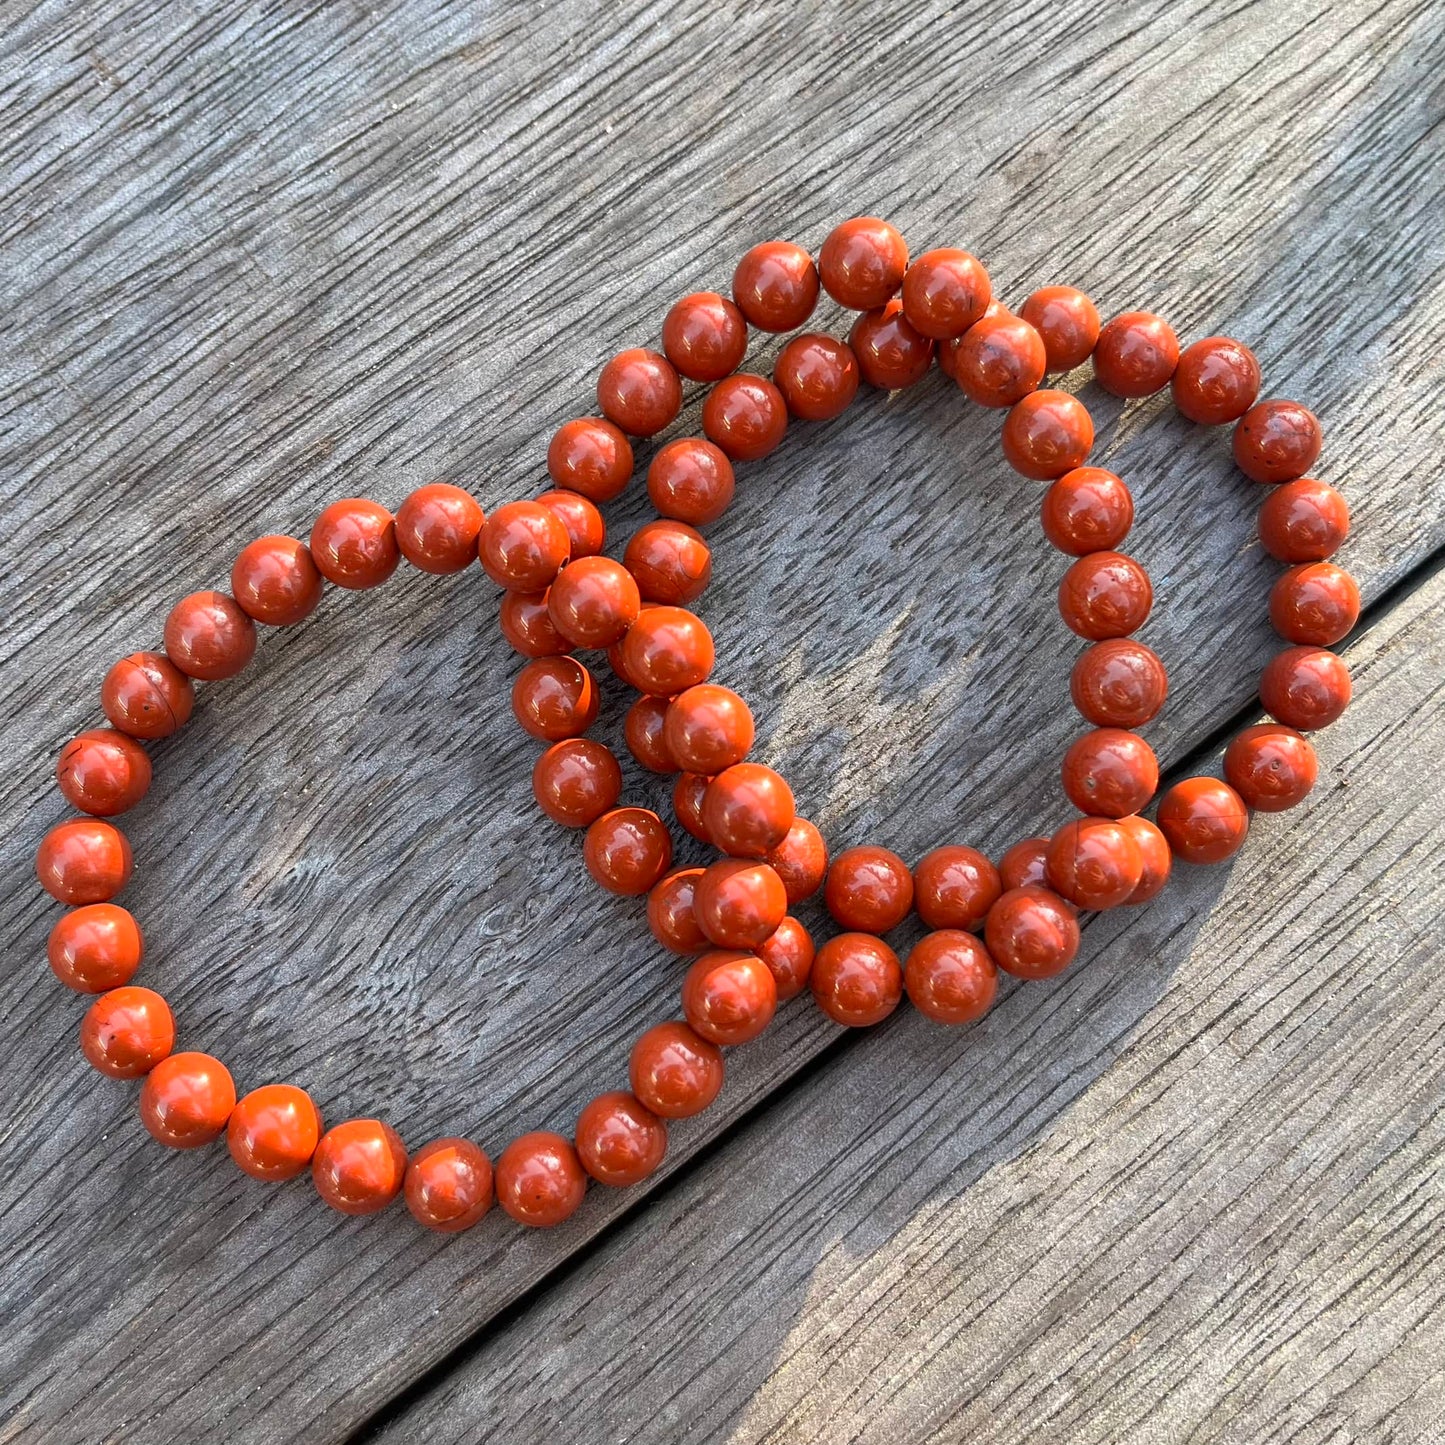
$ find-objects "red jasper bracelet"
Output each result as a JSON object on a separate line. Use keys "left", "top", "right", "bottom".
{"left": 37, "top": 216, "right": 1354, "bottom": 1235}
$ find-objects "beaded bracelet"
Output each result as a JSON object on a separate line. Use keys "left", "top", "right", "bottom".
{"left": 36, "top": 216, "right": 1355, "bottom": 1234}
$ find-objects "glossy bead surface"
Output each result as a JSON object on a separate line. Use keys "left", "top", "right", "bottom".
{"left": 624, "top": 694, "right": 677, "bottom": 774}
{"left": 648, "top": 868, "right": 709, "bottom": 954}
{"left": 532, "top": 738, "right": 622, "bottom": 827}
{"left": 624, "top": 520, "right": 712, "bottom": 604}
{"left": 499, "top": 589, "right": 567, "bottom": 658}
{"left": 511, "top": 656, "right": 599, "bottom": 741}
{"left": 824, "top": 845, "right": 914, "bottom": 934}
{"left": 673, "top": 772, "right": 712, "bottom": 842}
{"left": 164, "top": 591, "right": 257, "bottom": 680}
{"left": 1258, "top": 479, "right": 1350, "bottom": 562}
{"left": 597, "top": 348, "right": 682, "bottom": 437}
{"left": 1224, "top": 724, "right": 1319, "bottom": 811}
{"left": 664, "top": 685, "right": 754, "bottom": 775}
{"left": 998, "top": 836, "right": 1050, "bottom": 892}
{"left": 309, "top": 499, "right": 400, "bottom": 589}
{"left": 905, "top": 931, "right": 998, "bottom": 1025}
{"left": 1093, "top": 312, "right": 1179, "bottom": 397}
{"left": 702, "top": 374, "right": 788, "bottom": 462}
{"left": 227, "top": 1084, "right": 322, "bottom": 1182}
{"left": 49, "top": 904, "right": 143, "bottom": 992}
{"left": 404, "top": 1137, "right": 493, "bottom": 1232}
{"left": 231, "top": 535, "right": 324, "bottom": 625}
{"left": 1040, "top": 467, "right": 1134, "bottom": 555}
{"left": 102, "top": 652, "right": 194, "bottom": 740}
{"left": 682, "top": 950, "right": 778, "bottom": 1045}
{"left": 914, "top": 845, "right": 1001, "bottom": 932}
{"left": 395, "top": 483, "right": 485, "bottom": 574}
{"left": 984, "top": 887, "right": 1081, "bottom": 980}
{"left": 953, "top": 312, "right": 1047, "bottom": 408}
{"left": 575, "top": 1092, "right": 667, "bottom": 1188}
{"left": 57, "top": 728, "right": 151, "bottom": 816}
{"left": 757, "top": 916, "right": 815, "bottom": 1001}
{"left": 1062, "top": 728, "right": 1160, "bottom": 818}
{"left": 901, "top": 248, "right": 990, "bottom": 339}
{"left": 1170, "top": 336, "right": 1261, "bottom": 424}
{"left": 733, "top": 241, "right": 820, "bottom": 331}
{"left": 1070, "top": 639, "right": 1168, "bottom": 727}
{"left": 1058, "top": 551, "right": 1153, "bottom": 639}
{"left": 312, "top": 1119, "right": 407, "bottom": 1215}
{"left": 773, "top": 333, "right": 860, "bottom": 421}
{"left": 80, "top": 986, "right": 174, "bottom": 1078}
{"left": 495, "top": 1132, "right": 586, "bottom": 1228}
{"left": 819, "top": 217, "right": 908, "bottom": 310}
{"left": 629, "top": 1021, "right": 724, "bottom": 1119}
{"left": 1233, "top": 400, "right": 1322, "bottom": 483}
{"left": 480, "top": 500, "right": 571, "bottom": 592}
{"left": 647, "top": 438, "right": 736, "bottom": 525}
{"left": 849, "top": 300, "right": 934, "bottom": 390}
{"left": 694, "top": 860, "right": 788, "bottom": 949}
{"left": 765, "top": 817, "right": 828, "bottom": 904}
{"left": 140, "top": 1051, "right": 236, "bottom": 1148}
{"left": 536, "top": 489, "right": 605, "bottom": 560}
{"left": 583, "top": 808, "right": 672, "bottom": 895}
{"left": 1158, "top": 777, "right": 1250, "bottom": 864}
{"left": 546, "top": 557, "right": 640, "bottom": 649}
{"left": 1260, "top": 646, "right": 1352, "bottom": 730}
{"left": 37, "top": 819, "right": 133, "bottom": 904}
{"left": 546, "top": 417, "right": 634, "bottom": 502}
{"left": 620, "top": 606, "right": 714, "bottom": 696}
{"left": 1002, "top": 390, "right": 1095, "bottom": 480}
{"left": 1119, "top": 814, "right": 1172, "bottom": 904}
{"left": 1269, "top": 562, "right": 1360, "bottom": 645}
{"left": 663, "top": 291, "right": 747, "bottom": 382}
{"left": 1045, "top": 817, "right": 1144, "bottom": 910}
{"left": 703, "top": 763, "right": 795, "bottom": 858}
{"left": 1019, "top": 286, "right": 1100, "bottom": 372}
{"left": 811, "top": 933, "right": 903, "bottom": 1027}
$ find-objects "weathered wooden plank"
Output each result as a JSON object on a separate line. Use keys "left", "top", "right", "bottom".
{"left": 0, "top": 0, "right": 1442, "bottom": 1440}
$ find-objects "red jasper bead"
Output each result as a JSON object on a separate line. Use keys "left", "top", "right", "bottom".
{"left": 80, "top": 986, "right": 174, "bottom": 1078}
{"left": 140, "top": 1051, "right": 236, "bottom": 1149}
{"left": 1224, "top": 724, "right": 1319, "bottom": 811}
{"left": 37, "top": 819, "right": 133, "bottom": 904}
{"left": 825, "top": 845, "right": 914, "bottom": 934}
{"left": 765, "top": 817, "right": 828, "bottom": 904}
{"left": 662, "top": 291, "right": 748, "bottom": 382}
{"left": 913, "top": 845, "right": 1001, "bottom": 931}
{"left": 620, "top": 606, "right": 715, "bottom": 695}
{"left": 693, "top": 859, "right": 788, "bottom": 950}
{"left": 1268, "top": 562, "right": 1360, "bottom": 646}
{"left": 624, "top": 520, "right": 712, "bottom": 604}
{"left": 1233, "top": 400, "right": 1322, "bottom": 483}
{"left": 576, "top": 1092, "right": 668, "bottom": 1188}
{"left": 1002, "top": 390, "right": 1095, "bottom": 480}
{"left": 1040, "top": 467, "right": 1134, "bottom": 555}
{"left": 313, "top": 1119, "right": 408, "bottom": 1214}
{"left": 480, "top": 500, "right": 571, "bottom": 591}
{"left": 1260, "top": 646, "right": 1352, "bottom": 730}
{"left": 984, "top": 886, "right": 1081, "bottom": 980}
{"left": 231, "top": 535, "right": 324, "bottom": 625}
{"left": 227, "top": 1084, "right": 322, "bottom": 1182}
{"left": 49, "top": 904, "right": 143, "bottom": 993}
{"left": 702, "top": 374, "right": 789, "bottom": 462}
{"left": 102, "top": 652, "right": 194, "bottom": 740}
{"left": 546, "top": 557, "right": 640, "bottom": 649}
{"left": 1093, "top": 311, "right": 1180, "bottom": 397}
{"left": 511, "top": 656, "right": 599, "bottom": 741}
{"left": 1119, "top": 814, "right": 1172, "bottom": 904}
{"left": 57, "top": 728, "right": 152, "bottom": 816}
{"left": 394, "top": 483, "right": 485, "bottom": 574}
{"left": 1058, "top": 551, "right": 1153, "bottom": 639}
{"left": 1062, "top": 728, "right": 1160, "bottom": 818}
{"left": 546, "top": 417, "right": 634, "bottom": 503}
{"left": 625, "top": 694, "right": 677, "bottom": 774}
{"left": 849, "top": 299, "right": 934, "bottom": 390}
{"left": 536, "top": 489, "right": 605, "bottom": 560}
{"left": 905, "top": 930, "right": 999, "bottom": 1025}
{"left": 648, "top": 868, "right": 709, "bottom": 954}
{"left": 703, "top": 763, "right": 796, "bottom": 858}
{"left": 773, "top": 333, "right": 861, "bottom": 421}
{"left": 1045, "top": 817, "right": 1144, "bottom": 910}
{"left": 309, "top": 498, "right": 400, "bottom": 589}
{"left": 1158, "top": 777, "right": 1250, "bottom": 864}
{"left": 1019, "top": 286, "right": 1101, "bottom": 372}
{"left": 757, "top": 916, "right": 815, "bottom": 1001}
{"left": 673, "top": 772, "right": 713, "bottom": 842}
{"left": 682, "top": 950, "right": 778, "bottom": 1046}
{"left": 733, "top": 241, "right": 820, "bottom": 332}
{"left": 597, "top": 348, "right": 682, "bottom": 437}
{"left": 583, "top": 808, "right": 673, "bottom": 895}
{"left": 629, "top": 1021, "right": 724, "bottom": 1119}
{"left": 811, "top": 933, "right": 903, "bottom": 1027}
{"left": 999, "top": 836, "right": 1050, "bottom": 892}
{"left": 954, "top": 312, "right": 1048, "bottom": 408}
{"left": 663, "top": 684, "right": 754, "bottom": 775}
{"left": 901, "top": 248, "right": 991, "bottom": 339}
{"left": 1171, "top": 336, "right": 1261, "bottom": 424}
{"left": 1070, "top": 639, "right": 1168, "bottom": 727}
{"left": 498, "top": 589, "right": 567, "bottom": 658}
{"left": 1258, "top": 478, "right": 1350, "bottom": 562}
{"left": 404, "top": 1137, "right": 493, "bottom": 1232}
{"left": 819, "top": 216, "right": 908, "bottom": 310}
{"left": 495, "top": 1132, "right": 586, "bottom": 1228}
{"left": 647, "top": 438, "right": 736, "bottom": 525}
{"left": 532, "top": 738, "right": 623, "bottom": 827}
{"left": 163, "top": 591, "right": 257, "bottom": 680}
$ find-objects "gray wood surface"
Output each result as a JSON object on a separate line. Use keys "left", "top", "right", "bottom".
{"left": 0, "top": 0, "right": 1441, "bottom": 1441}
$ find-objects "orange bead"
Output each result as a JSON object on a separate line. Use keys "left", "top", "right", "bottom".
{"left": 703, "top": 763, "right": 795, "bottom": 858}
{"left": 575, "top": 1092, "right": 668, "bottom": 1188}
{"left": 546, "top": 557, "right": 640, "bottom": 649}
{"left": 163, "top": 590, "right": 257, "bottom": 680}
{"left": 773, "top": 333, "right": 860, "bottom": 421}
{"left": 1058, "top": 551, "right": 1152, "bottom": 639}
{"left": 531, "top": 738, "right": 622, "bottom": 827}
{"left": 309, "top": 498, "right": 400, "bottom": 589}
{"left": 49, "top": 903, "right": 143, "bottom": 992}
{"left": 1002, "top": 390, "right": 1095, "bottom": 480}
{"left": 231, "top": 535, "right": 324, "bottom": 625}
{"left": 1170, "top": 336, "right": 1260, "bottom": 425}
{"left": 984, "top": 886, "right": 1080, "bottom": 979}
{"left": 227, "top": 1084, "right": 322, "bottom": 1181}
{"left": 1118, "top": 814, "right": 1172, "bottom": 904}
{"left": 583, "top": 808, "right": 673, "bottom": 895}
{"left": 1260, "top": 646, "right": 1351, "bottom": 731}
{"left": 663, "top": 684, "right": 754, "bottom": 775}
{"left": 1257, "top": 478, "right": 1350, "bottom": 563}
{"left": 662, "top": 291, "right": 748, "bottom": 382}
{"left": 312, "top": 1118, "right": 408, "bottom": 1214}
{"left": 824, "top": 845, "right": 914, "bottom": 934}
{"left": 624, "top": 520, "right": 712, "bottom": 604}
{"left": 819, "top": 217, "right": 908, "bottom": 310}
{"left": 140, "top": 1051, "right": 236, "bottom": 1149}
{"left": 811, "top": 933, "right": 902, "bottom": 1027}
{"left": 757, "top": 916, "right": 815, "bottom": 1001}
{"left": 733, "top": 241, "right": 820, "bottom": 332}
{"left": 480, "top": 500, "right": 571, "bottom": 592}
{"left": 953, "top": 311, "right": 1047, "bottom": 408}
{"left": 1158, "top": 778, "right": 1249, "bottom": 866}
{"left": 404, "top": 1137, "right": 494, "bottom": 1232}
{"left": 701, "top": 374, "right": 788, "bottom": 462}
{"left": 597, "top": 348, "right": 682, "bottom": 437}
{"left": 1019, "top": 286, "right": 1100, "bottom": 372}
{"left": 510, "top": 656, "right": 598, "bottom": 741}
{"left": 999, "top": 836, "right": 1050, "bottom": 892}
{"left": 629, "top": 1021, "right": 725, "bottom": 1118}
{"left": 1040, "top": 467, "right": 1134, "bottom": 555}
{"left": 672, "top": 772, "right": 713, "bottom": 842}
{"left": 1093, "top": 311, "right": 1179, "bottom": 398}
{"left": 647, "top": 438, "right": 736, "bottom": 525}
{"left": 394, "top": 483, "right": 484, "bottom": 574}
{"left": 913, "top": 845, "right": 1001, "bottom": 931}
{"left": 498, "top": 589, "right": 567, "bottom": 658}
{"left": 619, "top": 606, "right": 714, "bottom": 696}
{"left": 80, "top": 985, "right": 174, "bottom": 1077}
{"left": 682, "top": 950, "right": 777, "bottom": 1045}
{"left": 624, "top": 694, "right": 677, "bottom": 774}
{"left": 37, "top": 818, "right": 133, "bottom": 904}
{"left": 547, "top": 417, "right": 634, "bottom": 502}
{"left": 56, "top": 728, "right": 151, "bottom": 816}
{"left": 535, "top": 489, "right": 605, "bottom": 560}
{"left": 1070, "top": 639, "right": 1168, "bottom": 728}
{"left": 905, "top": 930, "right": 998, "bottom": 1025}
{"left": 1268, "top": 562, "right": 1360, "bottom": 645}
{"left": 765, "top": 817, "right": 828, "bottom": 904}
{"left": 693, "top": 859, "right": 788, "bottom": 949}
{"left": 648, "top": 868, "right": 709, "bottom": 954}
{"left": 495, "top": 1131, "right": 587, "bottom": 1227}
{"left": 1061, "top": 728, "right": 1159, "bottom": 818}
{"left": 101, "top": 651, "right": 194, "bottom": 739}
{"left": 1233, "top": 400, "right": 1322, "bottom": 484}
{"left": 849, "top": 299, "right": 934, "bottom": 390}
{"left": 1045, "top": 817, "right": 1143, "bottom": 909}
{"left": 901, "top": 248, "right": 991, "bottom": 339}
{"left": 1224, "top": 724, "right": 1318, "bottom": 812}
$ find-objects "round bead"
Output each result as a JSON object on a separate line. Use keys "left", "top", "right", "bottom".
{"left": 648, "top": 868, "right": 709, "bottom": 954}
{"left": 629, "top": 1021, "right": 724, "bottom": 1119}
{"left": 999, "top": 836, "right": 1050, "bottom": 892}
{"left": 1158, "top": 777, "right": 1250, "bottom": 864}
{"left": 984, "top": 887, "right": 1081, "bottom": 980}
{"left": 56, "top": 728, "right": 151, "bottom": 817}
{"left": 1119, "top": 814, "right": 1172, "bottom": 904}
{"left": 37, "top": 819, "right": 133, "bottom": 904}
{"left": 404, "top": 1137, "right": 494, "bottom": 1232}
{"left": 510, "top": 656, "right": 599, "bottom": 741}
{"left": 619, "top": 607, "right": 714, "bottom": 696}
{"left": 913, "top": 845, "right": 1001, "bottom": 931}
{"left": 80, "top": 986, "right": 174, "bottom": 1078}
{"left": 312, "top": 1119, "right": 408, "bottom": 1215}
{"left": 663, "top": 291, "right": 748, "bottom": 382}
{"left": 536, "top": 489, "right": 605, "bottom": 560}
{"left": 309, "top": 499, "right": 400, "bottom": 589}
{"left": 702, "top": 763, "right": 795, "bottom": 858}
{"left": 163, "top": 591, "right": 257, "bottom": 680}
{"left": 1233, "top": 400, "right": 1322, "bottom": 484}
{"left": 1171, "top": 336, "right": 1261, "bottom": 424}
{"left": 647, "top": 438, "right": 736, "bottom": 526}
{"left": 1093, "top": 312, "right": 1179, "bottom": 397}
{"left": 49, "top": 904, "right": 143, "bottom": 992}
{"left": 664, "top": 685, "right": 754, "bottom": 775}
{"left": 673, "top": 772, "right": 712, "bottom": 842}
{"left": 682, "top": 950, "right": 778, "bottom": 1045}
{"left": 1224, "top": 724, "right": 1319, "bottom": 812}
{"left": 824, "top": 845, "right": 914, "bottom": 934}
{"left": 811, "top": 934, "right": 903, "bottom": 1027}
{"left": 773, "top": 333, "right": 861, "bottom": 421}
{"left": 102, "top": 652, "right": 194, "bottom": 740}
{"left": 905, "top": 930, "right": 999, "bottom": 1025}
{"left": 479, "top": 501, "right": 571, "bottom": 591}
{"left": 1058, "top": 551, "right": 1153, "bottom": 639}
{"left": 140, "top": 1051, "right": 236, "bottom": 1148}
{"left": 1045, "top": 817, "right": 1144, "bottom": 910}
{"left": 583, "top": 808, "right": 673, "bottom": 895}
{"left": 849, "top": 300, "right": 934, "bottom": 390}
{"left": 757, "top": 916, "right": 815, "bottom": 1001}
{"left": 498, "top": 590, "right": 567, "bottom": 658}
{"left": 624, "top": 694, "right": 677, "bottom": 774}
{"left": 546, "top": 417, "right": 634, "bottom": 502}
{"left": 1040, "top": 467, "right": 1134, "bottom": 555}
{"left": 624, "top": 520, "right": 712, "bottom": 604}
{"left": 1061, "top": 727, "right": 1160, "bottom": 818}
{"left": 597, "top": 348, "right": 682, "bottom": 437}
{"left": 532, "top": 738, "right": 622, "bottom": 827}
{"left": 953, "top": 312, "right": 1048, "bottom": 408}
{"left": 1002, "top": 390, "right": 1095, "bottom": 480}
{"left": 227, "top": 1084, "right": 322, "bottom": 1182}
{"left": 1258, "top": 478, "right": 1350, "bottom": 563}
{"left": 495, "top": 1132, "right": 587, "bottom": 1227}
{"left": 546, "top": 557, "right": 640, "bottom": 649}
{"left": 1070, "top": 639, "right": 1168, "bottom": 727}
{"left": 819, "top": 217, "right": 908, "bottom": 310}
{"left": 394, "top": 484, "right": 485, "bottom": 574}
{"left": 732, "top": 241, "right": 820, "bottom": 332}
{"left": 693, "top": 859, "right": 788, "bottom": 949}
{"left": 1260, "top": 646, "right": 1352, "bottom": 731}
{"left": 1019, "top": 286, "right": 1101, "bottom": 372}
{"left": 576, "top": 1092, "right": 668, "bottom": 1188}
{"left": 231, "top": 535, "right": 324, "bottom": 625}
{"left": 901, "top": 248, "right": 991, "bottom": 339}
{"left": 765, "top": 817, "right": 828, "bottom": 904}
{"left": 701, "top": 374, "right": 788, "bottom": 462}
{"left": 1268, "top": 562, "right": 1360, "bottom": 645}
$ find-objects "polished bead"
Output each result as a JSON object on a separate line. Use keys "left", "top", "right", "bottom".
{"left": 647, "top": 437, "right": 736, "bottom": 525}
{"left": 1258, "top": 478, "right": 1350, "bottom": 562}
{"left": 998, "top": 836, "right": 1050, "bottom": 892}
{"left": 510, "top": 656, "right": 598, "bottom": 740}
{"left": 1070, "top": 639, "right": 1168, "bottom": 727}
{"left": 733, "top": 241, "right": 820, "bottom": 332}
{"left": 1269, "top": 562, "right": 1360, "bottom": 645}
{"left": 404, "top": 1137, "right": 493, "bottom": 1232}
{"left": 673, "top": 772, "right": 713, "bottom": 842}
{"left": 624, "top": 694, "right": 677, "bottom": 774}
{"left": 1158, "top": 777, "right": 1249, "bottom": 864}
{"left": 1040, "top": 467, "right": 1134, "bottom": 554}
{"left": 309, "top": 498, "right": 400, "bottom": 589}
{"left": 624, "top": 520, "right": 712, "bottom": 604}
{"left": 913, "top": 845, "right": 1001, "bottom": 931}
{"left": 1259, "top": 646, "right": 1351, "bottom": 730}
{"left": 1119, "top": 814, "right": 1172, "bottom": 904}
{"left": 532, "top": 738, "right": 622, "bottom": 827}
{"left": 1019, "top": 286, "right": 1100, "bottom": 372}
{"left": 1058, "top": 551, "right": 1153, "bottom": 639}
{"left": 1171, "top": 336, "right": 1261, "bottom": 424}
{"left": 56, "top": 728, "right": 151, "bottom": 817}
{"left": 102, "top": 652, "right": 194, "bottom": 740}
{"left": 49, "top": 904, "right": 143, "bottom": 993}
{"left": 227, "top": 1084, "right": 322, "bottom": 1182}
{"left": 1062, "top": 728, "right": 1159, "bottom": 818}
{"left": 575, "top": 1092, "right": 667, "bottom": 1188}
{"left": 819, "top": 217, "right": 908, "bottom": 310}
{"left": 901, "top": 248, "right": 990, "bottom": 339}
{"left": 480, "top": 500, "right": 571, "bottom": 591}
{"left": 629, "top": 1021, "right": 724, "bottom": 1118}
{"left": 1233, "top": 400, "right": 1322, "bottom": 484}
{"left": 80, "top": 986, "right": 173, "bottom": 1077}
{"left": 163, "top": 590, "right": 257, "bottom": 680}
{"left": 937, "top": 334, "right": 964, "bottom": 381}
{"left": 495, "top": 1131, "right": 587, "bottom": 1227}
{"left": 546, "top": 557, "right": 640, "bottom": 649}
{"left": 1224, "top": 723, "right": 1319, "bottom": 811}
{"left": 313, "top": 1118, "right": 407, "bottom": 1214}
{"left": 583, "top": 808, "right": 673, "bottom": 895}
{"left": 702, "top": 374, "right": 789, "bottom": 462}
{"left": 765, "top": 817, "right": 828, "bottom": 904}
{"left": 849, "top": 300, "right": 934, "bottom": 390}
{"left": 905, "top": 930, "right": 998, "bottom": 1025}
{"left": 757, "top": 916, "right": 815, "bottom": 1001}
{"left": 620, "top": 606, "right": 714, "bottom": 695}
{"left": 824, "top": 845, "right": 914, "bottom": 934}
{"left": 703, "top": 763, "right": 795, "bottom": 858}
{"left": 1045, "top": 817, "right": 1144, "bottom": 909}
{"left": 953, "top": 312, "right": 1047, "bottom": 408}
{"left": 37, "top": 819, "right": 133, "bottom": 904}
{"left": 648, "top": 868, "right": 709, "bottom": 954}
{"left": 663, "top": 292, "right": 748, "bottom": 382}
{"left": 811, "top": 933, "right": 903, "bottom": 1027}
{"left": 140, "top": 1051, "right": 236, "bottom": 1148}
{"left": 536, "top": 489, "right": 605, "bottom": 560}
{"left": 597, "top": 348, "right": 682, "bottom": 437}
{"left": 394, "top": 483, "right": 485, "bottom": 574}
{"left": 694, "top": 859, "right": 788, "bottom": 949}
{"left": 230, "top": 535, "right": 324, "bottom": 624}
{"left": 499, "top": 589, "right": 568, "bottom": 658}
{"left": 1002, "top": 390, "right": 1095, "bottom": 480}
{"left": 682, "top": 950, "right": 778, "bottom": 1045}
{"left": 1093, "top": 312, "right": 1179, "bottom": 398}
{"left": 773, "top": 332, "right": 860, "bottom": 421}
{"left": 984, "top": 886, "right": 1081, "bottom": 979}
{"left": 546, "top": 417, "right": 634, "bottom": 502}
{"left": 664, "top": 684, "right": 754, "bottom": 775}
